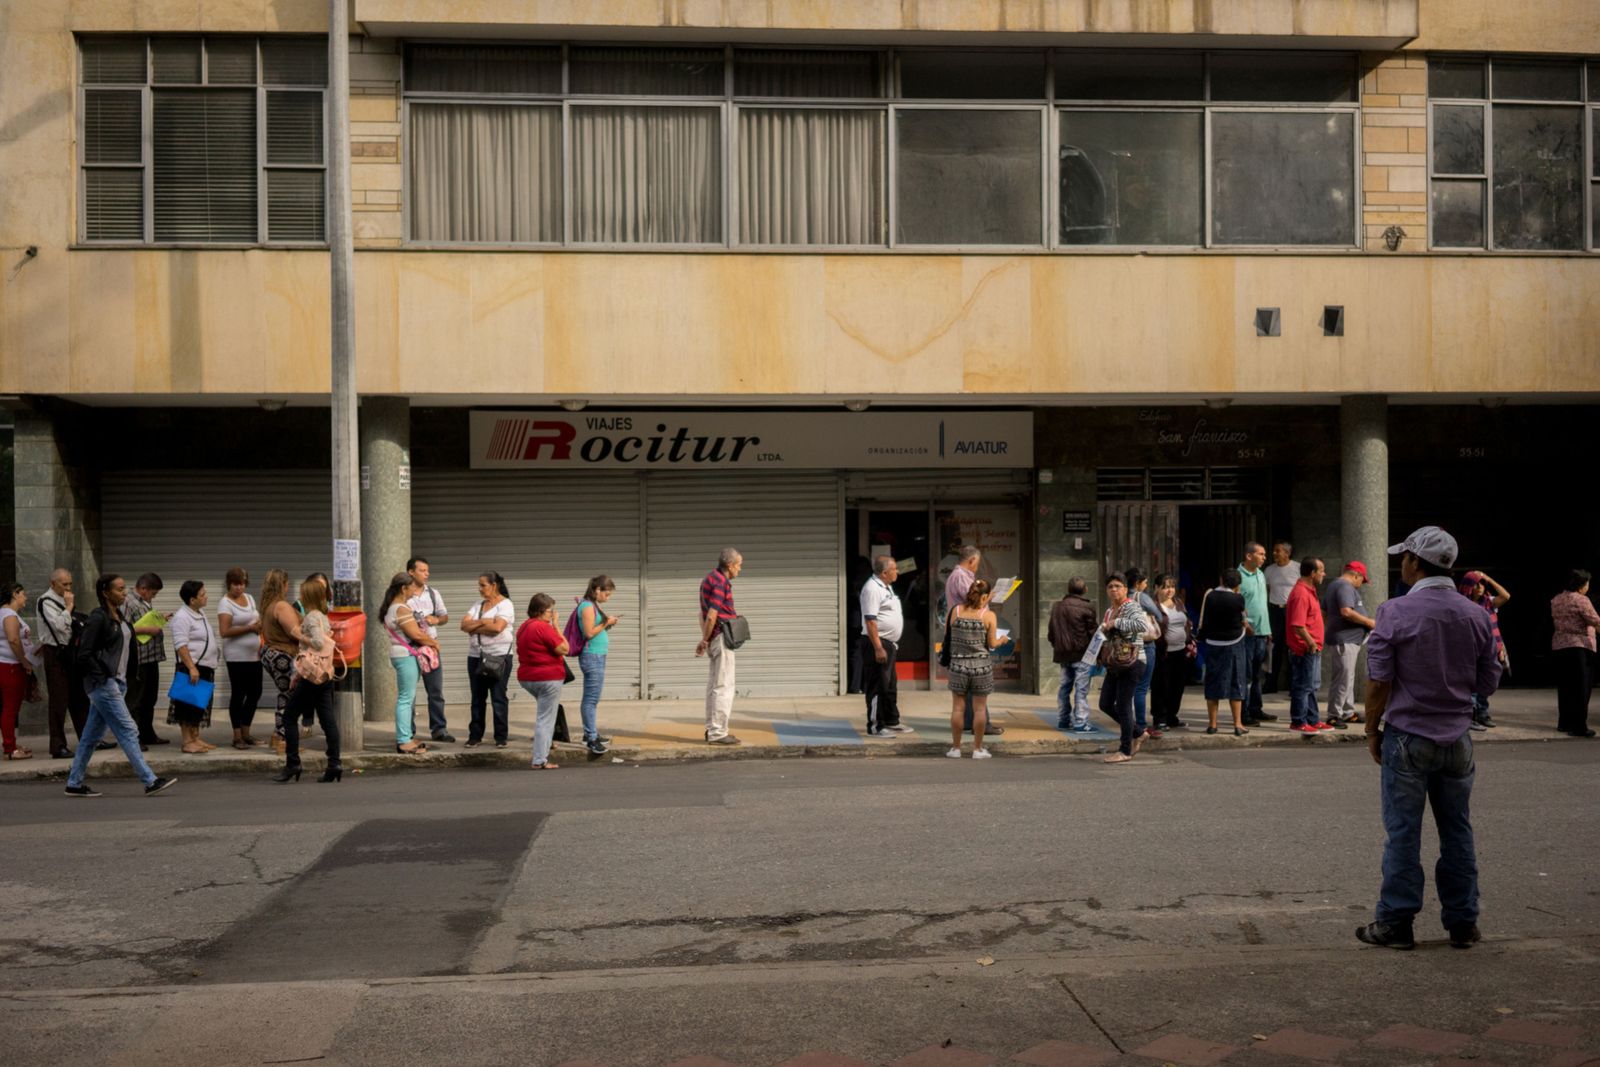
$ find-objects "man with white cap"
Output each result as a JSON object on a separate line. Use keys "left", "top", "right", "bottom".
{"left": 1357, "top": 526, "right": 1502, "bottom": 951}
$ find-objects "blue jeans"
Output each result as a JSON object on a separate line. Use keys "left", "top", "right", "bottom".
{"left": 579, "top": 653, "right": 607, "bottom": 741}
{"left": 391, "top": 656, "right": 420, "bottom": 745}
{"left": 67, "top": 679, "right": 157, "bottom": 788}
{"left": 1133, "top": 646, "right": 1157, "bottom": 729}
{"left": 1056, "top": 661, "right": 1092, "bottom": 728}
{"left": 521, "top": 679, "right": 563, "bottom": 765}
{"left": 1377, "top": 726, "right": 1479, "bottom": 930}
{"left": 1245, "top": 635, "right": 1270, "bottom": 716}
{"left": 1289, "top": 651, "right": 1322, "bottom": 726}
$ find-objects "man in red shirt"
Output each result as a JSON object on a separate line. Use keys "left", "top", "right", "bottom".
{"left": 1285, "top": 557, "right": 1328, "bottom": 733}
{"left": 696, "top": 548, "right": 743, "bottom": 745}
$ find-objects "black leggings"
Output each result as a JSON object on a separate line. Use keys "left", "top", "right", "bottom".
{"left": 225, "top": 660, "right": 263, "bottom": 730}
{"left": 1099, "top": 667, "right": 1138, "bottom": 755}
{"left": 283, "top": 679, "right": 340, "bottom": 770}
{"left": 1554, "top": 646, "right": 1593, "bottom": 734}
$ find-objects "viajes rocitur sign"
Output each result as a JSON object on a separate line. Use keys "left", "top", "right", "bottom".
{"left": 470, "top": 411, "right": 1033, "bottom": 469}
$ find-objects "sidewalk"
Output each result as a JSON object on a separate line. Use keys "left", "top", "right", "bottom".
{"left": 2, "top": 684, "right": 1584, "bottom": 781}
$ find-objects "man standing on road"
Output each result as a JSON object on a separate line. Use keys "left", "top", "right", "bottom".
{"left": 1357, "top": 526, "right": 1500, "bottom": 951}
{"left": 1238, "top": 542, "right": 1277, "bottom": 726}
{"left": 946, "top": 545, "right": 1003, "bottom": 737}
{"left": 860, "top": 555, "right": 908, "bottom": 738}
{"left": 37, "top": 568, "right": 91, "bottom": 759}
{"left": 697, "top": 548, "right": 743, "bottom": 746}
{"left": 1323, "top": 561, "right": 1376, "bottom": 726}
{"left": 1285, "top": 557, "right": 1328, "bottom": 733}
{"left": 407, "top": 557, "right": 454, "bottom": 744}
{"left": 1048, "top": 576, "right": 1098, "bottom": 731}
{"left": 1264, "top": 541, "right": 1297, "bottom": 693}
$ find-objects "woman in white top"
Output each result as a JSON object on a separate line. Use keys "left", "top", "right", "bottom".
{"left": 460, "top": 571, "right": 515, "bottom": 748}
{"left": 168, "top": 580, "right": 221, "bottom": 754}
{"left": 217, "top": 566, "right": 264, "bottom": 750}
{"left": 0, "top": 583, "right": 38, "bottom": 760}
{"left": 382, "top": 572, "right": 439, "bottom": 755}
{"left": 1150, "top": 574, "right": 1193, "bottom": 731}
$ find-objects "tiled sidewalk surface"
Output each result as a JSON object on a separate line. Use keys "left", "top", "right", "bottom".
{"left": 3, "top": 686, "right": 1587, "bottom": 781}
{"left": 550, "top": 1015, "right": 1600, "bottom": 1067}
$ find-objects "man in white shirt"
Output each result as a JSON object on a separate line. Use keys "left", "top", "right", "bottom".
{"left": 860, "top": 556, "right": 909, "bottom": 738}
{"left": 406, "top": 557, "right": 454, "bottom": 743}
{"left": 37, "top": 568, "right": 91, "bottom": 758}
{"left": 1263, "top": 541, "right": 1298, "bottom": 694}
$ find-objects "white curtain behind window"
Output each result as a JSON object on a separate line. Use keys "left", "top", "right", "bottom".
{"left": 409, "top": 103, "right": 561, "bottom": 243}
{"left": 571, "top": 105, "right": 721, "bottom": 243}
{"left": 739, "top": 108, "right": 884, "bottom": 245}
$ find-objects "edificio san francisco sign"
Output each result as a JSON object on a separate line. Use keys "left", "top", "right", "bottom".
{"left": 470, "top": 411, "right": 1032, "bottom": 469}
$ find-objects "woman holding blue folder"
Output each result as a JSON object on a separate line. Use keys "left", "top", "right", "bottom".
{"left": 169, "top": 580, "right": 219, "bottom": 754}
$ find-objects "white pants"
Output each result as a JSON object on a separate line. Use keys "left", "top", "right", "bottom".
{"left": 705, "top": 634, "right": 736, "bottom": 739}
{"left": 1326, "top": 642, "right": 1362, "bottom": 719}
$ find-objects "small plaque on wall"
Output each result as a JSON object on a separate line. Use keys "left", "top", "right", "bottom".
{"left": 1062, "top": 510, "right": 1092, "bottom": 533}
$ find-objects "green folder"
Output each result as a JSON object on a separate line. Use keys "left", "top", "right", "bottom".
{"left": 133, "top": 609, "right": 165, "bottom": 645}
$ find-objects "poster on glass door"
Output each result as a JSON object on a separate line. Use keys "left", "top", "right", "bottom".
{"left": 934, "top": 508, "right": 1023, "bottom": 683}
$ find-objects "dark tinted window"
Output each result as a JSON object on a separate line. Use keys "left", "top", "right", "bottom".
{"left": 898, "top": 51, "right": 1045, "bottom": 99}
{"left": 1054, "top": 52, "right": 1203, "bottom": 100}
{"left": 1209, "top": 53, "right": 1355, "bottom": 103}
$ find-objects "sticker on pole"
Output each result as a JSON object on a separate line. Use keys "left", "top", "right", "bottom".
{"left": 333, "top": 539, "right": 360, "bottom": 582}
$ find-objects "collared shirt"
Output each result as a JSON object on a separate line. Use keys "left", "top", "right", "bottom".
{"left": 36, "top": 592, "right": 72, "bottom": 648}
{"left": 122, "top": 591, "right": 165, "bottom": 665}
{"left": 1264, "top": 562, "right": 1299, "bottom": 608}
{"left": 1367, "top": 576, "right": 1501, "bottom": 745}
{"left": 859, "top": 576, "right": 903, "bottom": 644}
{"left": 1238, "top": 564, "right": 1271, "bottom": 637}
{"left": 945, "top": 566, "right": 974, "bottom": 614}
{"left": 169, "top": 605, "right": 220, "bottom": 669}
{"left": 699, "top": 569, "right": 737, "bottom": 621}
{"left": 1322, "top": 577, "right": 1369, "bottom": 646}
{"left": 1551, "top": 591, "right": 1600, "bottom": 653}
{"left": 406, "top": 585, "right": 446, "bottom": 640}
{"left": 1284, "top": 579, "right": 1324, "bottom": 656}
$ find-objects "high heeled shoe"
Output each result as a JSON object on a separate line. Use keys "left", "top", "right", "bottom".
{"left": 271, "top": 766, "right": 301, "bottom": 783}
{"left": 318, "top": 768, "right": 342, "bottom": 783}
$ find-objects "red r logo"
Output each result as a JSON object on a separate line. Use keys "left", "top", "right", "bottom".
{"left": 522, "top": 421, "right": 577, "bottom": 461}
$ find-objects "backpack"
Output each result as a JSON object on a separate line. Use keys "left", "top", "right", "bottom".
{"left": 562, "top": 597, "right": 603, "bottom": 657}
{"left": 294, "top": 642, "right": 346, "bottom": 685}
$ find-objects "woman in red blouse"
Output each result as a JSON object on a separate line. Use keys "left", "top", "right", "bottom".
{"left": 516, "top": 593, "right": 569, "bottom": 768}
{"left": 1551, "top": 569, "right": 1600, "bottom": 738}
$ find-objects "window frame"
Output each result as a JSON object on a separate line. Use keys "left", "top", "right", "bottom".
{"left": 1426, "top": 54, "right": 1594, "bottom": 253}
{"left": 76, "top": 35, "right": 329, "bottom": 248}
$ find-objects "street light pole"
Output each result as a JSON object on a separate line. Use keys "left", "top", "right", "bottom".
{"left": 328, "top": 0, "right": 364, "bottom": 748}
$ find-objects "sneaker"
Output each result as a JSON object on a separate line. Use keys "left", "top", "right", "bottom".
{"left": 1355, "top": 921, "right": 1415, "bottom": 950}
{"left": 1448, "top": 923, "right": 1482, "bottom": 949}
{"left": 1168, "top": 719, "right": 1187, "bottom": 729}
{"left": 1315, "top": 722, "right": 1335, "bottom": 731}
{"left": 1479, "top": 716, "right": 1496, "bottom": 729}
{"left": 866, "top": 728, "right": 896, "bottom": 738}
{"left": 64, "top": 784, "right": 102, "bottom": 798}
{"left": 1343, "top": 713, "right": 1364, "bottom": 724}
{"left": 494, "top": 740, "right": 508, "bottom": 749}
{"left": 1071, "top": 723, "right": 1097, "bottom": 733}
{"left": 464, "top": 739, "right": 482, "bottom": 748}
{"left": 432, "top": 732, "right": 457, "bottom": 744}
{"left": 1327, "top": 718, "right": 1348, "bottom": 730}
{"left": 945, "top": 747, "right": 963, "bottom": 758}
{"left": 971, "top": 748, "right": 992, "bottom": 759}
{"left": 144, "top": 776, "right": 177, "bottom": 796}
{"left": 1469, "top": 720, "right": 1489, "bottom": 732}
{"left": 585, "top": 738, "right": 609, "bottom": 755}
{"left": 708, "top": 734, "right": 741, "bottom": 746}
{"left": 986, "top": 724, "right": 1006, "bottom": 736}
{"left": 592, "top": 734, "right": 613, "bottom": 744}
{"left": 1292, "top": 723, "right": 1319, "bottom": 734}
{"left": 887, "top": 723, "right": 914, "bottom": 733}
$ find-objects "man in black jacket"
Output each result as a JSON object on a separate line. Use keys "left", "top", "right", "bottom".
{"left": 1049, "top": 577, "right": 1099, "bottom": 731}
{"left": 63, "top": 574, "right": 176, "bottom": 798}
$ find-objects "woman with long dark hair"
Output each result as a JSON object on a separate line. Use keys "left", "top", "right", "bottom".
{"left": 258, "top": 569, "right": 300, "bottom": 755}
{"left": 382, "top": 571, "right": 438, "bottom": 755}
{"left": 461, "top": 571, "right": 514, "bottom": 749}
{"left": 1150, "top": 573, "right": 1192, "bottom": 730}
{"left": 576, "top": 574, "right": 620, "bottom": 756}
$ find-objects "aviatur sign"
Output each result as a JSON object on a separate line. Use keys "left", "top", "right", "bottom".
{"left": 470, "top": 411, "right": 1033, "bottom": 470}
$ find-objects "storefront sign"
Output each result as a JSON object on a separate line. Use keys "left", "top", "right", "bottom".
{"left": 471, "top": 411, "right": 1033, "bottom": 470}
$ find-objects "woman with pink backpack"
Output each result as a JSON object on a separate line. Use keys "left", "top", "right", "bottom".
{"left": 564, "top": 575, "right": 621, "bottom": 757}
{"left": 271, "top": 577, "right": 343, "bottom": 783}
{"left": 381, "top": 571, "right": 439, "bottom": 756}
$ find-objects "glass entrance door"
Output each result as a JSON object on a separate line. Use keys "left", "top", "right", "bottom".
{"left": 851, "top": 508, "right": 932, "bottom": 690}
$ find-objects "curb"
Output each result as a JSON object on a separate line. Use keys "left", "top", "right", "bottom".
{"left": 4, "top": 723, "right": 1565, "bottom": 782}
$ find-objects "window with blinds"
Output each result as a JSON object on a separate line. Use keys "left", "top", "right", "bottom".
{"left": 78, "top": 35, "right": 327, "bottom": 244}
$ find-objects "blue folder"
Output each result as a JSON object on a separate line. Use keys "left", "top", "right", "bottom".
{"left": 168, "top": 673, "right": 215, "bottom": 709}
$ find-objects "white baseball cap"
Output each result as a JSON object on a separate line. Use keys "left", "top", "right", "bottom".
{"left": 1387, "top": 526, "right": 1459, "bottom": 569}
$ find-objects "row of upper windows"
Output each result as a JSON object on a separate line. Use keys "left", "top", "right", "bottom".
{"left": 74, "top": 38, "right": 1600, "bottom": 253}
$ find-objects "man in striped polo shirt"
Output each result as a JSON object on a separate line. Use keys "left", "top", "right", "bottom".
{"left": 696, "top": 548, "right": 744, "bottom": 745}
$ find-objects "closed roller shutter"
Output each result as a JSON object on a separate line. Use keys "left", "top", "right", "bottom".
{"left": 411, "top": 470, "right": 642, "bottom": 706}
{"left": 645, "top": 473, "right": 841, "bottom": 698}
{"left": 101, "top": 470, "right": 332, "bottom": 708}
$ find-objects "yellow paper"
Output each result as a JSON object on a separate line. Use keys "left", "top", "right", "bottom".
{"left": 133, "top": 609, "right": 165, "bottom": 645}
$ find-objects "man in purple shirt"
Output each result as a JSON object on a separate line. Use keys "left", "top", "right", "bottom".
{"left": 1358, "top": 526, "right": 1501, "bottom": 952}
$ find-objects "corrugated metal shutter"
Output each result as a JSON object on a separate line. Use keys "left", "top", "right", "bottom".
{"left": 644, "top": 473, "right": 841, "bottom": 698}
{"left": 844, "top": 469, "right": 1030, "bottom": 502}
{"left": 411, "top": 470, "right": 642, "bottom": 705}
{"left": 101, "top": 470, "right": 332, "bottom": 708}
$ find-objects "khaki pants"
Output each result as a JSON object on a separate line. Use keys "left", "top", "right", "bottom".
{"left": 1326, "top": 642, "right": 1362, "bottom": 719}
{"left": 705, "top": 634, "right": 736, "bottom": 739}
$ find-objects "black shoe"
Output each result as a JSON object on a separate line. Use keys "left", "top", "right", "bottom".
{"left": 64, "top": 784, "right": 102, "bottom": 798}
{"left": 432, "top": 732, "right": 456, "bottom": 744}
{"left": 318, "top": 768, "right": 342, "bottom": 783}
{"left": 1327, "top": 718, "right": 1348, "bottom": 730}
{"left": 144, "top": 776, "right": 178, "bottom": 796}
{"left": 593, "top": 733, "right": 613, "bottom": 744}
{"left": 494, "top": 739, "right": 508, "bottom": 748}
{"left": 464, "top": 738, "right": 482, "bottom": 748}
{"left": 1355, "top": 921, "right": 1415, "bottom": 950}
{"left": 1168, "top": 719, "right": 1186, "bottom": 729}
{"left": 51, "top": 747, "right": 74, "bottom": 759}
{"left": 1255, "top": 711, "right": 1279, "bottom": 722}
{"left": 271, "top": 766, "right": 302, "bottom": 783}
{"left": 96, "top": 740, "right": 117, "bottom": 750}
{"left": 146, "top": 736, "right": 171, "bottom": 746}
{"left": 1241, "top": 717, "right": 1261, "bottom": 727}
{"left": 1448, "top": 923, "right": 1481, "bottom": 949}
{"left": 1479, "top": 716, "right": 1496, "bottom": 729}
{"left": 586, "top": 738, "right": 609, "bottom": 755}
{"left": 1205, "top": 726, "right": 1218, "bottom": 735}
{"left": 1566, "top": 728, "right": 1597, "bottom": 738}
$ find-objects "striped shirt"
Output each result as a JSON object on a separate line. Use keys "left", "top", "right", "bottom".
{"left": 122, "top": 591, "right": 165, "bottom": 665}
{"left": 699, "top": 569, "right": 736, "bottom": 622}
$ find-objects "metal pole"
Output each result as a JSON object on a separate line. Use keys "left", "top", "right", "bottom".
{"left": 328, "top": 0, "right": 364, "bottom": 749}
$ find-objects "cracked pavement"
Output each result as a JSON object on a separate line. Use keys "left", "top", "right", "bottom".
{"left": 0, "top": 742, "right": 1596, "bottom": 1065}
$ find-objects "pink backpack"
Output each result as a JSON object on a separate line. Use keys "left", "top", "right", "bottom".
{"left": 561, "top": 596, "right": 588, "bottom": 657}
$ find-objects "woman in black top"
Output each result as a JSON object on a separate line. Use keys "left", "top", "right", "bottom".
{"left": 1197, "top": 569, "right": 1250, "bottom": 737}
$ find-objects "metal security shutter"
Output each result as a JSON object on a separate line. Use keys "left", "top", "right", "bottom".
{"left": 101, "top": 470, "right": 332, "bottom": 708}
{"left": 645, "top": 473, "right": 841, "bottom": 698}
{"left": 411, "top": 470, "right": 642, "bottom": 706}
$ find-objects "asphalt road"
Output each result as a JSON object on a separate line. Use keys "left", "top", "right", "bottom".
{"left": 2, "top": 743, "right": 1597, "bottom": 1066}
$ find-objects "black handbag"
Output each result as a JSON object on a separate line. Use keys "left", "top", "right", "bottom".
{"left": 475, "top": 653, "right": 509, "bottom": 681}
{"left": 938, "top": 611, "right": 952, "bottom": 669}
{"left": 719, "top": 615, "right": 751, "bottom": 650}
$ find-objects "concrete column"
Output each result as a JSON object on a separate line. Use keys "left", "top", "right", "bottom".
{"left": 1033, "top": 464, "right": 1099, "bottom": 696}
{"left": 9, "top": 402, "right": 101, "bottom": 730}
{"left": 1340, "top": 395, "right": 1389, "bottom": 609}
{"left": 359, "top": 396, "right": 411, "bottom": 723}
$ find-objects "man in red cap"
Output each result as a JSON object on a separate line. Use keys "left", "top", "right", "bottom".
{"left": 1323, "top": 560, "right": 1377, "bottom": 726}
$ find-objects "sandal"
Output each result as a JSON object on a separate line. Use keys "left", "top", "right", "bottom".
{"left": 531, "top": 761, "right": 560, "bottom": 770}
{"left": 6, "top": 748, "right": 33, "bottom": 760}
{"left": 396, "top": 742, "right": 428, "bottom": 755}
{"left": 1102, "top": 753, "right": 1132, "bottom": 764}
